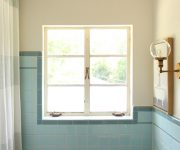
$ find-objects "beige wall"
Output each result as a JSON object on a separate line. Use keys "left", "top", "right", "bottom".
{"left": 153, "top": 0, "right": 180, "bottom": 118}
{"left": 20, "top": 0, "right": 153, "bottom": 106}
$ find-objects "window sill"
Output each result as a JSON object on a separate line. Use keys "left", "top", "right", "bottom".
{"left": 37, "top": 108, "right": 151, "bottom": 124}
{"left": 42, "top": 115, "right": 133, "bottom": 121}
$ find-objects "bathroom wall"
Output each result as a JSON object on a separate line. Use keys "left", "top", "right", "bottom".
{"left": 19, "top": 0, "right": 153, "bottom": 106}
{"left": 152, "top": 1, "right": 180, "bottom": 149}
{"left": 19, "top": 0, "right": 154, "bottom": 149}
{"left": 20, "top": 53, "right": 152, "bottom": 150}
{"left": 153, "top": 0, "right": 180, "bottom": 119}
{"left": 152, "top": 109, "right": 180, "bottom": 150}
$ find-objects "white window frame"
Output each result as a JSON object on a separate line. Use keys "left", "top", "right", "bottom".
{"left": 42, "top": 25, "right": 132, "bottom": 117}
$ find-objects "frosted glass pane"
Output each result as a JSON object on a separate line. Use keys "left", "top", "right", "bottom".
{"left": 90, "top": 29, "right": 128, "bottom": 55}
{"left": 47, "top": 86, "right": 84, "bottom": 112}
{"left": 48, "top": 57, "right": 84, "bottom": 84}
{"left": 90, "top": 86, "right": 127, "bottom": 112}
{"left": 90, "top": 57, "right": 127, "bottom": 84}
{"left": 47, "top": 30, "right": 84, "bottom": 55}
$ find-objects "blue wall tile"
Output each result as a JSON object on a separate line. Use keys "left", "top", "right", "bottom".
{"left": 20, "top": 56, "right": 37, "bottom": 68}
{"left": 20, "top": 52, "right": 160, "bottom": 150}
{"left": 20, "top": 51, "right": 180, "bottom": 150}
{"left": 138, "top": 111, "right": 152, "bottom": 123}
{"left": 152, "top": 110, "right": 180, "bottom": 150}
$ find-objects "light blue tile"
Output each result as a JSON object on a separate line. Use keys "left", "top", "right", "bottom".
{"left": 61, "top": 125, "right": 76, "bottom": 135}
{"left": 143, "top": 124, "right": 152, "bottom": 135}
{"left": 79, "top": 146, "right": 88, "bottom": 150}
{"left": 20, "top": 56, "right": 169, "bottom": 150}
{"left": 20, "top": 69, "right": 37, "bottom": 91}
{"left": 20, "top": 56, "right": 37, "bottom": 68}
{"left": 37, "top": 105, "right": 42, "bottom": 120}
{"left": 98, "top": 136, "right": 111, "bottom": 146}
{"left": 110, "top": 124, "right": 132, "bottom": 135}
{"left": 152, "top": 123, "right": 180, "bottom": 150}
{"left": 127, "top": 124, "right": 145, "bottom": 135}
{"left": 21, "top": 100, "right": 35, "bottom": 113}
{"left": 40, "top": 146, "right": 67, "bottom": 150}
{"left": 87, "top": 145, "right": 99, "bottom": 150}
{"left": 37, "top": 135, "right": 65, "bottom": 146}
{"left": 54, "top": 125, "right": 73, "bottom": 135}
{"left": 142, "top": 146, "right": 152, "bottom": 150}
{"left": 20, "top": 52, "right": 160, "bottom": 150}
{"left": 77, "top": 135, "right": 88, "bottom": 146}
{"left": 21, "top": 92, "right": 37, "bottom": 113}
{"left": 153, "top": 112, "right": 180, "bottom": 141}
{"left": 118, "top": 124, "right": 132, "bottom": 134}
{"left": 91, "top": 145, "right": 111, "bottom": 150}
{"left": 73, "top": 124, "right": 88, "bottom": 135}
{"left": 170, "top": 140, "right": 180, "bottom": 150}
{"left": 75, "top": 125, "right": 88, "bottom": 135}
{"left": 138, "top": 111, "right": 152, "bottom": 123}
{"left": 21, "top": 113, "right": 36, "bottom": 125}
{"left": 20, "top": 91, "right": 34, "bottom": 102}
{"left": 142, "top": 136, "right": 152, "bottom": 146}
{"left": 109, "top": 137, "right": 121, "bottom": 145}
{"left": 35, "top": 125, "right": 59, "bottom": 135}
{"left": 87, "top": 135, "right": 99, "bottom": 145}
{"left": 129, "top": 136, "right": 142, "bottom": 146}
{"left": 88, "top": 125, "right": 108, "bottom": 135}
{"left": 23, "top": 146, "right": 40, "bottom": 150}
{"left": 22, "top": 124, "right": 36, "bottom": 135}
{"left": 129, "top": 146, "right": 142, "bottom": 150}
{"left": 108, "top": 124, "right": 121, "bottom": 137}
{"left": 112, "top": 146, "right": 131, "bottom": 150}
{"left": 22, "top": 135, "right": 39, "bottom": 147}
{"left": 65, "top": 135, "right": 78, "bottom": 146}
{"left": 118, "top": 134, "right": 130, "bottom": 145}
{"left": 108, "top": 146, "right": 122, "bottom": 150}
{"left": 65, "top": 145, "right": 86, "bottom": 150}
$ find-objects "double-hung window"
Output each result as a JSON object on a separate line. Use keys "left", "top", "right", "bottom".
{"left": 43, "top": 26, "right": 132, "bottom": 117}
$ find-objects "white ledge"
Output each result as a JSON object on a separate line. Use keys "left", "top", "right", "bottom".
{"left": 42, "top": 115, "right": 133, "bottom": 121}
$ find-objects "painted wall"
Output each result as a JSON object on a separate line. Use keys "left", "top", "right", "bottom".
{"left": 19, "top": 0, "right": 153, "bottom": 106}
{"left": 153, "top": 0, "right": 180, "bottom": 118}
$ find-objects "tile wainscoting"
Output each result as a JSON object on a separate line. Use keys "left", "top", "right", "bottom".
{"left": 152, "top": 109, "right": 180, "bottom": 150}
{"left": 20, "top": 51, "right": 180, "bottom": 150}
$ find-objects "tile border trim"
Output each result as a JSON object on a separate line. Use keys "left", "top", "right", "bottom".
{"left": 153, "top": 107, "right": 180, "bottom": 126}
{"left": 20, "top": 51, "right": 42, "bottom": 56}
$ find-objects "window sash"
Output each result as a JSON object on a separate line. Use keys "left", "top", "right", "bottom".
{"left": 43, "top": 26, "right": 131, "bottom": 116}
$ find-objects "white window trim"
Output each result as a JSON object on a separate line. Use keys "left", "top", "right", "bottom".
{"left": 42, "top": 25, "right": 133, "bottom": 118}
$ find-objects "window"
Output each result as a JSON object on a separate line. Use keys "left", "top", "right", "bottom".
{"left": 43, "top": 26, "right": 132, "bottom": 117}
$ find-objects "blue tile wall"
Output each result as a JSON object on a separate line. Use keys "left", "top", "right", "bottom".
{"left": 19, "top": 51, "right": 179, "bottom": 150}
{"left": 20, "top": 52, "right": 152, "bottom": 150}
{"left": 152, "top": 108, "right": 180, "bottom": 150}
